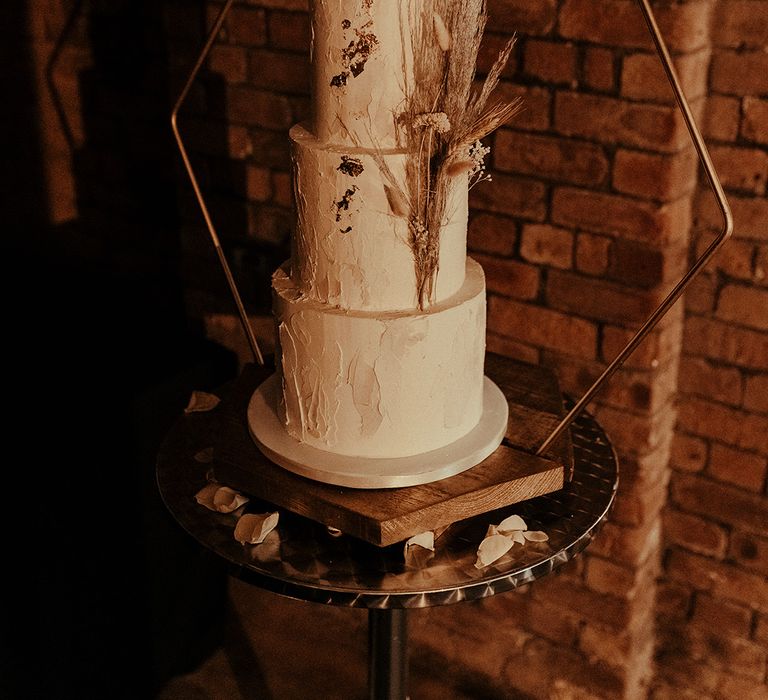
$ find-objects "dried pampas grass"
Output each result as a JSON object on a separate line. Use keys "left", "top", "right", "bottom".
{"left": 388, "top": 0, "right": 521, "bottom": 309}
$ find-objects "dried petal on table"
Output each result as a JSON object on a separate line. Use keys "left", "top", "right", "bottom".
{"left": 234, "top": 511, "right": 280, "bottom": 545}
{"left": 523, "top": 530, "right": 549, "bottom": 542}
{"left": 194, "top": 447, "right": 214, "bottom": 463}
{"left": 475, "top": 533, "right": 514, "bottom": 569}
{"left": 184, "top": 391, "right": 220, "bottom": 413}
{"left": 195, "top": 484, "right": 250, "bottom": 513}
{"left": 497, "top": 514, "right": 528, "bottom": 534}
{"left": 403, "top": 531, "right": 435, "bottom": 557}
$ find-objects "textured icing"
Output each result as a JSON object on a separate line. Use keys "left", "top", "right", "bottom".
{"left": 290, "top": 123, "right": 468, "bottom": 311}
{"left": 273, "top": 259, "right": 486, "bottom": 458}
{"left": 311, "top": 0, "right": 415, "bottom": 148}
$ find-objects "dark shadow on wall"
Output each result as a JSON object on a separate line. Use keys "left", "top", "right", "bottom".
{"left": 0, "top": 1, "right": 271, "bottom": 698}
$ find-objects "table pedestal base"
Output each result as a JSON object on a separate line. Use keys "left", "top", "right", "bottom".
{"left": 368, "top": 609, "right": 408, "bottom": 700}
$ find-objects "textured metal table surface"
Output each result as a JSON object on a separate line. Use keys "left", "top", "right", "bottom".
{"left": 157, "top": 398, "right": 618, "bottom": 609}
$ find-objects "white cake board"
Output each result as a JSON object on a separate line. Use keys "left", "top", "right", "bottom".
{"left": 247, "top": 373, "right": 510, "bottom": 489}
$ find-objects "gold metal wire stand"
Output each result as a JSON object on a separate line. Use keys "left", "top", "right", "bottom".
{"left": 171, "top": 0, "right": 264, "bottom": 366}
{"left": 171, "top": 0, "right": 732, "bottom": 448}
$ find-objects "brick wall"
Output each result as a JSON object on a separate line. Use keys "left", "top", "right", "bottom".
{"left": 28, "top": 0, "right": 768, "bottom": 697}
{"left": 167, "top": 0, "right": 767, "bottom": 697}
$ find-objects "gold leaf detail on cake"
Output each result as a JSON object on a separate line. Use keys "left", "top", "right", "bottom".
{"left": 184, "top": 391, "right": 220, "bottom": 413}
{"left": 234, "top": 512, "right": 280, "bottom": 545}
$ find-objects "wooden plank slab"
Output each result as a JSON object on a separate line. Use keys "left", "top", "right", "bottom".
{"left": 213, "top": 354, "right": 573, "bottom": 547}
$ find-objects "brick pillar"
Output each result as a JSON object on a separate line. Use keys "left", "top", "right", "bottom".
{"left": 410, "top": 1, "right": 711, "bottom": 698}
{"left": 656, "top": 0, "right": 768, "bottom": 696}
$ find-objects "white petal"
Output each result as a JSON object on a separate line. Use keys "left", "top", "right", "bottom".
{"left": 511, "top": 530, "right": 526, "bottom": 546}
{"left": 497, "top": 514, "right": 528, "bottom": 534}
{"left": 212, "top": 486, "right": 249, "bottom": 513}
{"left": 194, "top": 483, "right": 219, "bottom": 510}
{"left": 234, "top": 512, "right": 280, "bottom": 545}
{"left": 523, "top": 530, "right": 549, "bottom": 542}
{"left": 184, "top": 391, "right": 220, "bottom": 413}
{"left": 475, "top": 534, "right": 514, "bottom": 569}
{"left": 403, "top": 531, "right": 435, "bottom": 558}
{"left": 485, "top": 524, "right": 500, "bottom": 538}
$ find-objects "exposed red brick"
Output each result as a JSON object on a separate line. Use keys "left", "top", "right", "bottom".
{"left": 666, "top": 548, "right": 768, "bottom": 611}
{"left": 756, "top": 614, "right": 768, "bottom": 646}
{"left": 695, "top": 188, "right": 768, "bottom": 242}
{"left": 670, "top": 472, "right": 768, "bottom": 535}
{"left": 710, "top": 145, "right": 768, "bottom": 195}
{"left": 208, "top": 44, "right": 248, "bottom": 83}
{"left": 613, "top": 148, "right": 698, "bottom": 202}
{"left": 221, "top": 6, "right": 268, "bottom": 46}
{"left": 559, "top": 0, "right": 712, "bottom": 52}
{"left": 685, "top": 624, "right": 768, "bottom": 681}
{"left": 585, "top": 556, "right": 645, "bottom": 599}
{"left": 469, "top": 173, "right": 548, "bottom": 220}
{"left": 691, "top": 593, "right": 754, "bottom": 639}
{"left": 695, "top": 233, "right": 756, "bottom": 282}
{"left": 716, "top": 284, "right": 768, "bottom": 331}
{"left": 248, "top": 49, "right": 310, "bottom": 94}
{"left": 519, "top": 224, "right": 573, "bottom": 269}
{"left": 271, "top": 171, "right": 292, "bottom": 207}
{"left": 546, "top": 269, "right": 663, "bottom": 324}
{"left": 704, "top": 94, "right": 741, "bottom": 142}
{"left": 525, "top": 600, "right": 580, "bottom": 646}
{"left": 552, "top": 187, "right": 691, "bottom": 245}
{"left": 712, "top": 0, "right": 768, "bottom": 49}
{"left": 744, "top": 373, "right": 768, "bottom": 414}
{"left": 729, "top": 530, "right": 768, "bottom": 577}
{"left": 669, "top": 433, "right": 708, "bottom": 473}
{"left": 252, "top": 0, "right": 307, "bottom": 10}
{"left": 595, "top": 401, "right": 678, "bottom": 454}
{"left": 487, "top": 0, "right": 558, "bottom": 35}
{"left": 494, "top": 83, "right": 552, "bottom": 132}
{"left": 485, "top": 332, "right": 540, "bottom": 364}
{"left": 609, "top": 237, "right": 688, "bottom": 289}
{"left": 267, "top": 10, "right": 311, "bottom": 51}
{"left": 656, "top": 581, "right": 693, "bottom": 620}
{"left": 742, "top": 97, "right": 768, "bottom": 146}
{"left": 662, "top": 508, "right": 728, "bottom": 558}
{"left": 589, "top": 518, "right": 663, "bottom": 569}
{"left": 677, "top": 356, "right": 743, "bottom": 406}
{"left": 555, "top": 90, "right": 689, "bottom": 152}
{"left": 684, "top": 271, "right": 717, "bottom": 314}
{"left": 245, "top": 164, "right": 272, "bottom": 202}
{"left": 475, "top": 253, "right": 540, "bottom": 300}
{"left": 227, "top": 86, "right": 293, "bottom": 128}
{"left": 487, "top": 296, "right": 598, "bottom": 357}
{"left": 575, "top": 233, "right": 611, "bottom": 276}
{"left": 715, "top": 673, "right": 768, "bottom": 699}
{"left": 601, "top": 313, "right": 684, "bottom": 369}
{"left": 711, "top": 48, "right": 768, "bottom": 96}
{"left": 621, "top": 49, "right": 710, "bottom": 105}
{"left": 583, "top": 46, "right": 616, "bottom": 93}
{"left": 709, "top": 443, "right": 768, "bottom": 493}
{"left": 523, "top": 38, "right": 577, "bottom": 84}
{"left": 683, "top": 315, "right": 768, "bottom": 370}
{"left": 495, "top": 130, "right": 609, "bottom": 186}
{"left": 467, "top": 213, "right": 517, "bottom": 256}
{"left": 477, "top": 32, "right": 518, "bottom": 78}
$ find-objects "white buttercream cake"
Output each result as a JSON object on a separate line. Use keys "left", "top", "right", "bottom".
{"left": 268, "top": 0, "right": 500, "bottom": 462}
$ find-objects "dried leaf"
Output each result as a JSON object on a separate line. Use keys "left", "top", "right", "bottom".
{"left": 497, "top": 514, "right": 527, "bottom": 534}
{"left": 194, "top": 483, "right": 219, "bottom": 510}
{"left": 384, "top": 184, "right": 409, "bottom": 218}
{"left": 523, "top": 530, "right": 549, "bottom": 543}
{"left": 326, "top": 526, "right": 343, "bottom": 538}
{"left": 433, "top": 12, "right": 451, "bottom": 52}
{"left": 475, "top": 534, "right": 514, "bottom": 569}
{"left": 234, "top": 512, "right": 280, "bottom": 545}
{"left": 184, "top": 391, "right": 220, "bottom": 413}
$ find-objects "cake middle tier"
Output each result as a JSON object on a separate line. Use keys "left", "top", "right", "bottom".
{"left": 291, "top": 123, "right": 468, "bottom": 311}
{"left": 273, "top": 258, "right": 486, "bottom": 459}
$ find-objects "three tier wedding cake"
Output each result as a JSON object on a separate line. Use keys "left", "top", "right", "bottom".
{"left": 251, "top": 0, "right": 519, "bottom": 485}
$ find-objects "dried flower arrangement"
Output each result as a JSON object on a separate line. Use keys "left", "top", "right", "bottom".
{"left": 377, "top": 0, "right": 521, "bottom": 309}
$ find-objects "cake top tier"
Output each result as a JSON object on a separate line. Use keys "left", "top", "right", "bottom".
{"left": 310, "top": 0, "right": 415, "bottom": 149}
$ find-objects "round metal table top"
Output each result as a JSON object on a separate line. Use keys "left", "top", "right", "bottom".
{"left": 157, "top": 397, "right": 618, "bottom": 610}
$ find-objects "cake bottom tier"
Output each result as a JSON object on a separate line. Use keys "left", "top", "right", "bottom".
{"left": 272, "top": 258, "right": 487, "bottom": 459}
